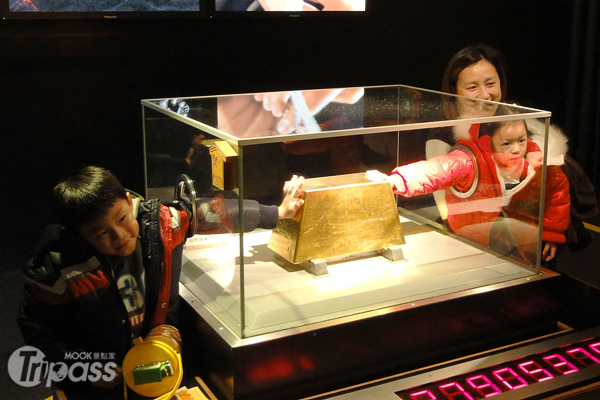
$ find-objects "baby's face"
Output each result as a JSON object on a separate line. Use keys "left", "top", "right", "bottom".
{"left": 491, "top": 122, "right": 528, "bottom": 159}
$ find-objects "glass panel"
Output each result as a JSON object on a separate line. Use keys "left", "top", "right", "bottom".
{"left": 143, "top": 84, "right": 551, "bottom": 339}
{"left": 144, "top": 106, "right": 215, "bottom": 198}
{"left": 143, "top": 105, "right": 243, "bottom": 336}
{"left": 146, "top": 85, "right": 548, "bottom": 142}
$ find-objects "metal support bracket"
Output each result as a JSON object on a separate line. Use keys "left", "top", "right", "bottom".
{"left": 302, "top": 246, "right": 406, "bottom": 277}
{"left": 380, "top": 245, "right": 405, "bottom": 262}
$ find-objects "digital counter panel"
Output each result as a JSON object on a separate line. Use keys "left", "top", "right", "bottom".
{"left": 396, "top": 336, "right": 600, "bottom": 399}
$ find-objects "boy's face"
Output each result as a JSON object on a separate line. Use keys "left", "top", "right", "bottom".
{"left": 491, "top": 122, "right": 528, "bottom": 159}
{"left": 79, "top": 192, "right": 139, "bottom": 256}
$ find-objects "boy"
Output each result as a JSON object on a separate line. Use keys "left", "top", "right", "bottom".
{"left": 368, "top": 117, "right": 570, "bottom": 264}
{"left": 17, "top": 166, "right": 304, "bottom": 399}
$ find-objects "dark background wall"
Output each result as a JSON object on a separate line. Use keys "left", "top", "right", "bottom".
{"left": 0, "top": 0, "right": 574, "bottom": 270}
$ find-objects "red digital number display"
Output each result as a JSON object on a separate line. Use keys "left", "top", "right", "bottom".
{"left": 465, "top": 374, "right": 502, "bottom": 397}
{"left": 438, "top": 382, "right": 473, "bottom": 399}
{"left": 396, "top": 338, "right": 600, "bottom": 399}
{"left": 567, "top": 347, "right": 600, "bottom": 367}
{"left": 518, "top": 360, "right": 553, "bottom": 382}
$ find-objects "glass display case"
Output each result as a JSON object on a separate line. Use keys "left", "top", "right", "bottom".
{"left": 142, "top": 85, "right": 561, "bottom": 399}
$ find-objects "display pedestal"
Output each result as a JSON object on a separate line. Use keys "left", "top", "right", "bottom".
{"left": 178, "top": 221, "right": 560, "bottom": 399}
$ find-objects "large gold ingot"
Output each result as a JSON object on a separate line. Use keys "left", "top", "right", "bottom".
{"left": 268, "top": 173, "right": 405, "bottom": 264}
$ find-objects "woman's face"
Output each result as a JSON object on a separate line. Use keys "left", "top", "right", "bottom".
{"left": 456, "top": 59, "right": 502, "bottom": 100}
{"left": 455, "top": 58, "right": 502, "bottom": 117}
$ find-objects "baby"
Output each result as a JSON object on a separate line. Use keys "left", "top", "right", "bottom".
{"left": 368, "top": 118, "right": 570, "bottom": 264}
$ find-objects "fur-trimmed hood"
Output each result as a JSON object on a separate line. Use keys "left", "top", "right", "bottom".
{"left": 526, "top": 118, "right": 569, "bottom": 160}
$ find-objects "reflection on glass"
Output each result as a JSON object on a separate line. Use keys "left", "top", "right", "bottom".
{"left": 150, "top": 87, "right": 545, "bottom": 141}
{"left": 443, "top": 91, "right": 501, "bottom": 120}
{"left": 217, "top": 88, "right": 364, "bottom": 137}
{"left": 159, "top": 98, "right": 190, "bottom": 116}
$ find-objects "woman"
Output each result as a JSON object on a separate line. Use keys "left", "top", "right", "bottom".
{"left": 427, "top": 44, "right": 596, "bottom": 258}
{"left": 427, "top": 45, "right": 508, "bottom": 171}
{"left": 425, "top": 45, "right": 508, "bottom": 220}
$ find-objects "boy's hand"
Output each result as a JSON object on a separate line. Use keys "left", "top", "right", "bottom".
{"left": 278, "top": 175, "right": 305, "bottom": 219}
{"left": 542, "top": 241, "right": 558, "bottom": 262}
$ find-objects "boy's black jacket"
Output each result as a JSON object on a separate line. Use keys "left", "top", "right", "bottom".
{"left": 17, "top": 198, "right": 181, "bottom": 366}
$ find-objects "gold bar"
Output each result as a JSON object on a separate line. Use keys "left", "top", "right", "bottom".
{"left": 268, "top": 173, "right": 404, "bottom": 264}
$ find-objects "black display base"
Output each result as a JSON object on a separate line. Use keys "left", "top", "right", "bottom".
{"left": 179, "top": 272, "right": 561, "bottom": 400}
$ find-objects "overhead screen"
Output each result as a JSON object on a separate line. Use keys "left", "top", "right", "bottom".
{"left": 2, "top": 0, "right": 202, "bottom": 19}
{"left": 215, "top": 0, "right": 366, "bottom": 12}
{"left": 1, "top": 0, "right": 365, "bottom": 20}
